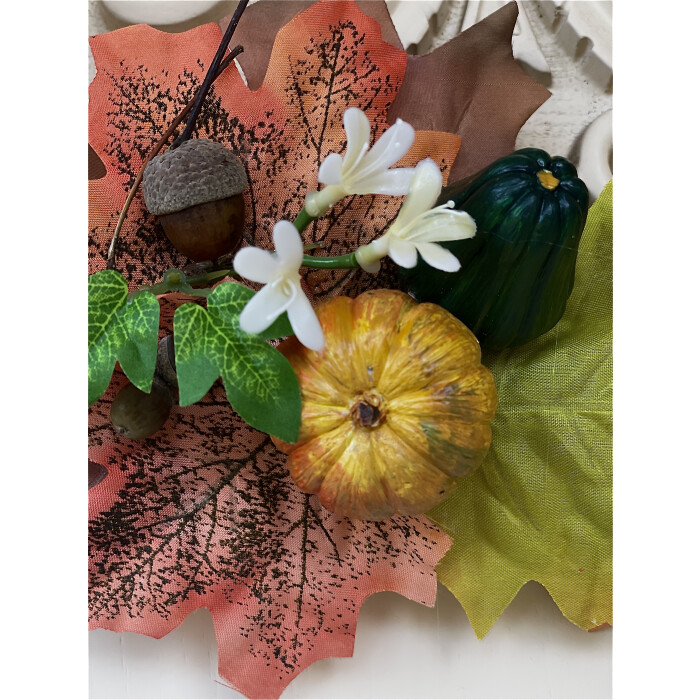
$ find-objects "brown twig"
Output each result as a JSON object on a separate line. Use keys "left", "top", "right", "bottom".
{"left": 171, "top": 0, "right": 250, "bottom": 150}
{"left": 106, "top": 44, "right": 245, "bottom": 269}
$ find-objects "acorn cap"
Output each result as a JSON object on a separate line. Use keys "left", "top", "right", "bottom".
{"left": 142, "top": 138, "right": 247, "bottom": 216}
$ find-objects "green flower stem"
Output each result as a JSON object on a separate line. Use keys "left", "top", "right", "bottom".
{"left": 301, "top": 252, "right": 359, "bottom": 269}
{"left": 294, "top": 205, "right": 361, "bottom": 268}
{"left": 184, "top": 268, "right": 238, "bottom": 287}
{"left": 127, "top": 268, "right": 237, "bottom": 301}
{"left": 293, "top": 207, "right": 315, "bottom": 233}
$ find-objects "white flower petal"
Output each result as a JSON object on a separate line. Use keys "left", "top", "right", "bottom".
{"left": 239, "top": 281, "right": 295, "bottom": 335}
{"left": 352, "top": 167, "right": 415, "bottom": 196}
{"left": 287, "top": 291, "right": 325, "bottom": 351}
{"left": 272, "top": 220, "right": 304, "bottom": 270}
{"left": 405, "top": 210, "right": 476, "bottom": 243}
{"left": 233, "top": 246, "right": 279, "bottom": 284}
{"left": 318, "top": 152, "right": 344, "bottom": 186}
{"left": 342, "top": 107, "right": 370, "bottom": 173}
{"left": 350, "top": 118, "right": 415, "bottom": 183}
{"left": 393, "top": 159, "right": 443, "bottom": 227}
{"left": 415, "top": 242, "right": 461, "bottom": 272}
{"left": 388, "top": 236, "right": 418, "bottom": 268}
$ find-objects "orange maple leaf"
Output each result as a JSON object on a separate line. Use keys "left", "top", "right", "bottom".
{"left": 88, "top": 4, "right": 458, "bottom": 698}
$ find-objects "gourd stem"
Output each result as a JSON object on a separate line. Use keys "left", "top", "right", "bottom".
{"left": 536, "top": 169, "right": 560, "bottom": 190}
{"left": 302, "top": 253, "right": 359, "bottom": 269}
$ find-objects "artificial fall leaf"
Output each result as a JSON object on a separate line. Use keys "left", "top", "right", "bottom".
{"left": 88, "top": 460, "right": 108, "bottom": 490}
{"left": 88, "top": 144, "right": 106, "bottom": 180}
{"left": 88, "top": 5, "right": 460, "bottom": 294}
{"left": 428, "top": 181, "right": 613, "bottom": 638}
{"left": 89, "top": 377, "right": 450, "bottom": 699}
{"left": 222, "top": 1, "right": 403, "bottom": 92}
{"left": 224, "top": 1, "right": 550, "bottom": 184}
{"left": 387, "top": 1, "right": 551, "bottom": 183}
{"left": 88, "top": 4, "right": 458, "bottom": 697}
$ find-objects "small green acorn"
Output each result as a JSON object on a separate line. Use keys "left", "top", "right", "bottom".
{"left": 110, "top": 380, "right": 174, "bottom": 440}
{"left": 110, "top": 336, "right": 179, "bottom": 440}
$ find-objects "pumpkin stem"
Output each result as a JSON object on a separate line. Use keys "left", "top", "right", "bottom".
{"left": 537, "top": 169, "right": 560, "bottom": 190}
{"left": 355, "top": 403, "right": 381, "bottom": 427}
{"left": 351, "top": 390, "right": 387, "bottom": 428}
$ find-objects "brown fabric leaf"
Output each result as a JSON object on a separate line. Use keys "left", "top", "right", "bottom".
{"left": 88, "top": 460, "right": 108, "bottom": 489}
{"left": 220, "top": 0, "right": 402, "bottom": 91}
{"left": 88, "top": 143, "right": 107, "bottom": 180}
{"left": 88, "top": 10, "right": 456, "bottom": 696}
{"left": 387, "top": 1, "right": 551, "bottom": 182}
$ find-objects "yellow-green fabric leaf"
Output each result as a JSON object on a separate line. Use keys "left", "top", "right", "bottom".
{"left": 429, "top": 180, "right": 612, "bottom": 638}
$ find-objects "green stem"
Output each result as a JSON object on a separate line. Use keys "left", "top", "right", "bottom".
{"left": 127, "top": 268, "right": 237, "bottom": 301}
{"left": 301, "top": 252, "right": 359, "bottom": 269}
{"left": 183, "top": 268, "right": 238, "bottom": 287}
{"left": 293, "top": 207, "right": 315, "bottom": 233}
{"left": 293, "top": 206, "right": 360, "bottom": 268}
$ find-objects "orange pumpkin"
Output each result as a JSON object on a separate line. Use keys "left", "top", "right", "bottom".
{"left": 273, "top": 289, "right": 497, "bottom": 520}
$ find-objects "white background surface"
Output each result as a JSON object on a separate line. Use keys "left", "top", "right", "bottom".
{"left": 90, "top": 583, "right": 611, "bottom": 699}
{"left": 88, "top": 1, "right": 612, "bottom": 697}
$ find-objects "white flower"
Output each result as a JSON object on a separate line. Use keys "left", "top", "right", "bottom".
{"left": 355, "top": 159, "right": 476, "bottom": 274}
{"left": 305, "top": 107, "right": 416, "bottom": 217}
{"left": 233, "top": 221, "right": 325, "bottom": 352}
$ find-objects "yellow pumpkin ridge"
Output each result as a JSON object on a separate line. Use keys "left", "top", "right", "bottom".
{"left": 347, "top": 290, "right": 414, "bottom": 390}
{"left": 274, "top": 290, "right": 498, "bottom": 520}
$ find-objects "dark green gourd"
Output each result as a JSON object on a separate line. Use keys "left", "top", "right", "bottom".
{"left": 403, "top": 148, "right": 589, "bottom": 350}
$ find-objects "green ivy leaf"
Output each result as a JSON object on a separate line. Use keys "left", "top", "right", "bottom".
{"left": 88, "top": 269, "right": 160, "bottom": 405}
{"left": 173, "top": 282, "right": 301, "bottom": 442}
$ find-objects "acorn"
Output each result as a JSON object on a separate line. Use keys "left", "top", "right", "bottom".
{"left": 155, "top": 335, "right": 178, "bottom": 390}
{"left": 110, "top": 336, "right": 179, "bottom": 440}
{"left": 110, "top": 379, "right": 174, "bottom": 440}
{"left": 142, "top": 138, "right": 247, "bottom": 262}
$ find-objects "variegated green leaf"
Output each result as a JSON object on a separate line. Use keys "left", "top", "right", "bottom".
{"left": 174, "top": 282, "right": 301, "bottom": 442}
{"left": 88, "top": 269, "right": 160, "bottom": 405}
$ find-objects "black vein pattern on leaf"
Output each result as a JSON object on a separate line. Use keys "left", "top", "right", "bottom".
{"left": 89, "top": 25, "right": 447, "bottom": 682}
{"left": 89, "top": 61, "right": 284, "bottom": 282}
{"left": 89, "top": 380, "right": 440, "bottom": 678}
{"left": 274, "top": 19, "right": 418, "bottom": 300}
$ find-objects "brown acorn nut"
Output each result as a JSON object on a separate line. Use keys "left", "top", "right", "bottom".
{"left": 110, "top": 379, "right": 174, "bottom": 440}
{"left": 109, "top": 336, "right": 179, "bottom": 441}
{"left": 142, "top": 139, "right": 247, "bottom": 262}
